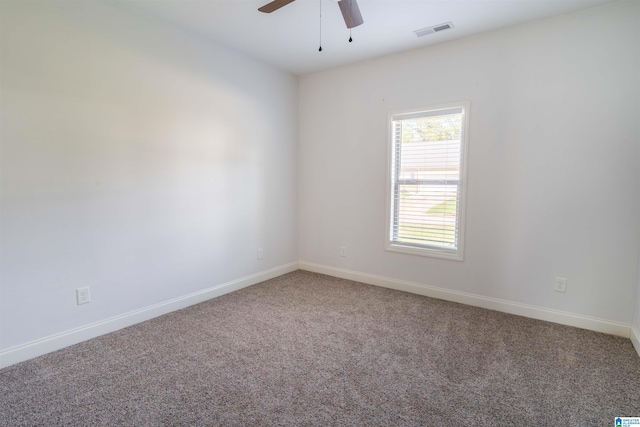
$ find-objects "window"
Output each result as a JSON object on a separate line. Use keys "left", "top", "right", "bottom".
{"left": 386, "top": 101, "right": 470, "bottom": 260}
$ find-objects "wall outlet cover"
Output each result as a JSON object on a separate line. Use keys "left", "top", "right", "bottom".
{"left": 76, "top": 287, "right": 91, "bottom": 305}
{"left": 554, "top": 277, "right": 567, "bottom": 293}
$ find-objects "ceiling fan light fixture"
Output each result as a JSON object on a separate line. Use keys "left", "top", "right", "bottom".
{"left": 258, "top": 0, "right": 363, "bottom": 50}
{"left": 339, "top": 0, "right": 363, "bottom": 29}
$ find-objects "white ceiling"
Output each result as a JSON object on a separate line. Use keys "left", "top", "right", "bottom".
{"left": 113, "top": 0, "right": 618, "bottom": 75}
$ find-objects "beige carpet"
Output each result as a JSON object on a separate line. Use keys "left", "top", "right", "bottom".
{"left": 1, "top": 270, "right": 639, "bottom": 426}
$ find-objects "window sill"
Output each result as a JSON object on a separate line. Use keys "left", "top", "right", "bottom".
{"left": 385, "top": 242, "right": 464, "bottom": 261}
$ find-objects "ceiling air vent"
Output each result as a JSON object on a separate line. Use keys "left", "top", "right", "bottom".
{"left": 414, "top": 22, "right": 454, "bottom": 37}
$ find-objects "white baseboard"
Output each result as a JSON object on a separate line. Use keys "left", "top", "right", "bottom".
{"left": 299, "top": 261, "right": 631, "bottom": 338}
{"left": 3, "top": 261, "right": 635, "bottom": 369}
{"left": 631, "top": 327, "right": 640, "bottom": 358}
{"left": 0, "top": 262, "right": 298, "bottom": 369}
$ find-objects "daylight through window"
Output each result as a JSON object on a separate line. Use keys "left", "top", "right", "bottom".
{"left": 386, "top": 102, "right": 469, "bottom": 260}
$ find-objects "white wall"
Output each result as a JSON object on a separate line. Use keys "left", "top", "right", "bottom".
{"left": 299, "top": 0, "right": 640, "bottom": 326}
{"left": 634, "top": 43, "right": 640, "bottom": 352}
{"left": 2, "top": 0, "right": 638, "bottom": 366}
{"left": 0, "top": 1, "right": 298, "bottom": 353}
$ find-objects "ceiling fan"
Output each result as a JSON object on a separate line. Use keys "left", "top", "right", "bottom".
{"left": 258, "top": 0, "right": 364, "bottom": 29}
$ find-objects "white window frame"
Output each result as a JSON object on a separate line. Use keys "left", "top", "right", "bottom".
{"left": 385, "top": 101, "right": 470, "bottom": 261}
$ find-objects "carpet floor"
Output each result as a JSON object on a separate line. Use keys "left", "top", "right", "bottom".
{"left": 1, "top": 270, "right": 639, "bottom": 426}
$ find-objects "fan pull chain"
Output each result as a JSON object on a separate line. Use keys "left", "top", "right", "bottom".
{"left": 318, "top": 0, "right": 323, "bottom": 52}
{"left": 348, "top": 0, "right": 353, "bottom": 42}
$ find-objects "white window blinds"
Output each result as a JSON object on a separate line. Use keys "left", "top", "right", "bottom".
{"left": 387, "top": 103, "right": 469, "bottom": 260}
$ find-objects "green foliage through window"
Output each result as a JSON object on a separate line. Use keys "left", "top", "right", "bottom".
{"left": 401, "top": 114, "right": 462, "bottom": 143}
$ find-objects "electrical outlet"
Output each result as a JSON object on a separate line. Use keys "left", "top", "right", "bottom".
{"left": 339, "top": 246, "right": 346, "bottom": 257}
{"left": 554, "top": 277, "right": 567, "bottom": 293}
{"left": 257, "top": 248, "right": 264, "bottom": 260}
{"left": 76, "top": 287, "right": 91, "bottom": 305}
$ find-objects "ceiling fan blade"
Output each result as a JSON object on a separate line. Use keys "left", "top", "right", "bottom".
{"left": 258, "top": 0, "right": 295, "bottom": 13}
{"left": 338, "top": 0, "right": 363, "bottom": 29}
